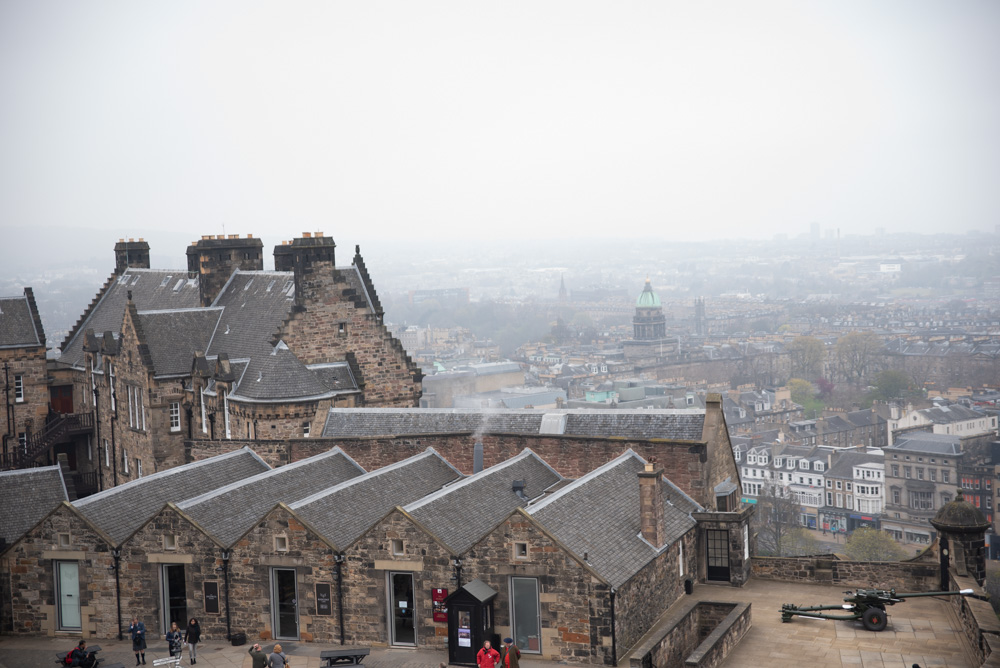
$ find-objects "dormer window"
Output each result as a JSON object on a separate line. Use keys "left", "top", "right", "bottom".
{"left": 815, "top": 462, "right": 824, "bottom": 472}
{"left": 774, "top": 458, "right": 782, "bottom": 467}
{"left": 799, "top": 460, "right": 808, "bottom": 469}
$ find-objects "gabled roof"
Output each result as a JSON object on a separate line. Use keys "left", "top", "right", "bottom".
{"left": 322, "top": 408, "right": 706, "bottom": 441}
{"left": 529, "top": 451, "right": 697, "bottom": 588}
{"left": 405, "top": 449, "right": 562, "bottom": 553}
{"left": 0, "top": 466, "right": 67, "bottom": 545}
{"left": 0, "top": 288, "right": 45, "bottom": 349}
{"left": 206, "top": 270, "right": 297, "bottom": 361}
{"left": 61, "top": 270, "right": 200, "bottom": 368}
{"left": 74, "top": 448, "right": 270, "bottom": 545}
{"left": 137, "top": 308, "right": 222, "bottom": 377}
{"left": 177, "top": 447, "right": 365, "bottom": 546}
{"left": 291, "top": 448, "right": 462, "bottom": 550}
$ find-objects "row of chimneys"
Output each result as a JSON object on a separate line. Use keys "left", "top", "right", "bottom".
{"left": 114, "top": 232, "right": 341, "bottom": 307}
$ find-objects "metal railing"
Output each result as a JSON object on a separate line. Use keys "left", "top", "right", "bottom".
{"left": 1, "top": 412, "right": 94, "bottom": 470}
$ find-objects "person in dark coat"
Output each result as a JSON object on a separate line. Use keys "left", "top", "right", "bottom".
{"left": 166, "top": 621, "right": 183, "bottom": 658}
{"left": 248, "top": 643, "right": 268, "bottom": 668}
{"left": 498, "top": 637, "right": 520, "bottom": 668}
{"left": 184, "top": 618, "right": 201, "bottom": 664}
{"left": 69, "top": 640, "right": 97, "bottom": 668}
{"left": 129, "top": 615, "right": 147, "bottom": 665}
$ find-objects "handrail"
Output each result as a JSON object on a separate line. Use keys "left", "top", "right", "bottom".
{"left": 2, "top": 412, "right": 94, "bottom": 470}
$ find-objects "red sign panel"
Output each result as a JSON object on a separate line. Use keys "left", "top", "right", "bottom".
{"left": 432, "top": 588, "right": 448, "bottom": 622}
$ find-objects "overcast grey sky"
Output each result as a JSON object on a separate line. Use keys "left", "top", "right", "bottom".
{"left": 1, "top": 0, "right": 998, "bottom": 248}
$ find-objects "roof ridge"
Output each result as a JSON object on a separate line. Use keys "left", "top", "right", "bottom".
{"left": 75, "top": 447, "right": 260, "bottom": 507}
{"left": 403, "top": 448, "right": 543, "bottom": 512}
{"left": 528, "top": 450, "right": 641, "bottom": 514}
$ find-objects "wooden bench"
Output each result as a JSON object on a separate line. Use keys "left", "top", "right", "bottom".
{"left": 151, "top": 658, "right": 181, "bottom": 667}
{"left": 320, "top": 647, "right": 370, "bottom": 666}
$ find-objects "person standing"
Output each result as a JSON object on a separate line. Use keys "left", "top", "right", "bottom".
{"left": 498, "top": 637, "right": 520, "bottom": 668}
{"left": 129, "top": 615, "right": 147, "bottom": 666}
{"left": 247, "top": 643, "right": 268, "bottom": 668}
{"left": 166, "top": 621, "right": 183, "bottom": 659}
{"left": 477, "top": 639, "right": 500, "bottom": 668}
{"left": 268, "top": 643, "right": 289, "bottom": 668}
{"left": 184, "top": 618, "right": 201, "bottom": 664}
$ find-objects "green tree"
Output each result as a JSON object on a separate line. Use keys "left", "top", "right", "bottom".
{"left": 787, "top": 378, "right": 814, "bottom": 406}
{"left": 780, "top": 528, "right": 821, "bottom": 557}
{"left": 786, "top": 336, "right": 825, "bottom": 380}
{"left": 752, "top": 483, "right": 804, "bottom": 557}
{"left": 844, "top": 527, "right": 907, "bottom": 561}
{"left": 836, "top": 331, "right": 884, "bottom": 387}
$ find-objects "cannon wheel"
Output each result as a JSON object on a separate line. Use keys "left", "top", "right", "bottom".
{"left": 862, "top": 607, "right": 887, "bottom": 631}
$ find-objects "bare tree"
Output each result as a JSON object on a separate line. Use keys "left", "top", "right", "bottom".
{"left": 836, "top": 331, "right": 884, "bottom": 387}
{"left": 786, "top": 336, "right": 824, "bottom": 380}
{"left": 752, "top": 482, "right": 804, "bottom": 557}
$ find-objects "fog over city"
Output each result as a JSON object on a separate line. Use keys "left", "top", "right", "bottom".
{"left": 2, "top": 0, "right": 999, "bottom": 257}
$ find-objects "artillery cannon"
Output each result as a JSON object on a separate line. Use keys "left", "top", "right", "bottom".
{"left": 780, "top": 587, "right": 974, "bottom": 631}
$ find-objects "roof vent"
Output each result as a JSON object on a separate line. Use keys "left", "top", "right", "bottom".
{"left": 512, "top": 480, "right": 529, "bottom": 501}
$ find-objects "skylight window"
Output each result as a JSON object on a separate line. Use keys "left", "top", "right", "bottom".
{"left": 266, "top": 280, "right": 276, "bottom": 292}
{"left": 173, "top": 279, "right": 185, "bottom": 292}
{"left": 160, "top": 275, "right": 173, "bottom": 287}
{"left": 244, "top": 278, "right": 254, "bottom": 291}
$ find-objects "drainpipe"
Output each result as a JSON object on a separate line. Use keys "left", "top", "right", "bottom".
{"left": 110, "top": 548, "right": 123, "bottom": 640}
{"left": 335, "top": 553, "right": 346, "bottom": 645}
{"left": 3, "top": 361, "right": 11, "bottom": 464}
{"left": 451, "top": 557, "right": 463, "bottom": 588}
{"left": 610, "top": 587, "right": 617, "bottom": 666}
{"left": 221, "top": 550, "right": 232, "bottom": 640}
{"left": 93, "top": 387, "right": 103, "bottom": 492}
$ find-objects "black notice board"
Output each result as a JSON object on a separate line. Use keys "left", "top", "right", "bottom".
{"left": 204, "top": 582, "right": 220, "bottom": 615}
{"left": 316, "top": 583, "right": 332, "bottom": 616}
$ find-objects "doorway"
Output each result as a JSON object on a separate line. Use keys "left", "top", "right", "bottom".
{"left": 271, "top": 568, "right": 299, "bottom": 640}
{"left": 49, "top": 385, "right": 74, "bottom": 414}
{"left": 56, "top": 561, "right": 81, "bottom": 630}
{"left": 160, "top": 564, "right": 187, "bottom": 633}
{"left": 706, "top": 529, "right": 731, "bottom": 581}
{"left": 388, "top": 572, "right": 415, "bottom": 646}
{"left": 510, "top": 577, "right": 541, "bottom": 653}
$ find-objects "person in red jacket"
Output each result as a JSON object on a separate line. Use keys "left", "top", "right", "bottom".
{"left": 476, "top": 639, "right": 500, "bottom": 668}
{"left": 499, "top": 637, "right": 520, "bottom": 668}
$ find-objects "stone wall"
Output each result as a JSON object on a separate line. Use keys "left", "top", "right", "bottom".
{"left": 228, "top": 505, "right": 338, "bottom": 644}
{"left": 277, "top": 259, "right": 421, "bottom": 408}
{"left": 2, "top": 504, "right": 117, "bottom": 638}
{"left": 118, "top": 505, "right": 229, "bottom": 640}
{"left": 751, "top": 556, "right": 939, "bottom": 590}
{"left": 628, "top": 600, "right": 750, "bottom": 668}
{"left": 615, "top": 529, "right": 697, "bottom": 658}
{"left": 0, "top": 344, "right": 49, "bottom": 447}
{"left": 342, "top": 508, "right": 453, "bottom": 648}
{"left": 949, "top": 572, "right": 1000, "bottom": 667}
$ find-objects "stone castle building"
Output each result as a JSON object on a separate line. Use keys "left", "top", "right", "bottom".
{"left": 18, "top": 232, "right": 421, "bottom": 493}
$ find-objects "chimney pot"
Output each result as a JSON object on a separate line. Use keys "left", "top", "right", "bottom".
{"left": 316, "top": 231, "right": 324, "bottom": 237}
{"left": 129, "top": 238, "right": 134, "bottom": 242}
{"left": 303, "top": 232, "right": 312, "bottom": 238}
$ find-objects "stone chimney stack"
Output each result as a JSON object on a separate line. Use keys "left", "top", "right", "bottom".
{"left": 114, "top": 238, "right": 150, "bottom": 274}
{"left": 186, "top": 234, "right": 264, "bottom": 307}
{"left": 273, "top": 233, "right": 338, "bottom": 310}
{"left": 639, "top": 458, "right": 666, "bottom": 548}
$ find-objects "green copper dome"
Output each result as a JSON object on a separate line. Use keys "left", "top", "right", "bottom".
{"left": 636, "top": 278, "right": 661, "bottom": 308}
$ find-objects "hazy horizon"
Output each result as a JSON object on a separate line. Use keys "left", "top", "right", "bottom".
{"left": 2, "top": 1, "right": 999, "bottom": 252}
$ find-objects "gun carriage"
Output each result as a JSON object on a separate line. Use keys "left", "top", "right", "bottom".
{"left": 780, "top": 588, "right": 973, "bottom": 631}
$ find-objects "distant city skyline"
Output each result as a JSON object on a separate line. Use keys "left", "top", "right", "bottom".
{"left": 2, "top": 1, "right": 999, "bottom": 246}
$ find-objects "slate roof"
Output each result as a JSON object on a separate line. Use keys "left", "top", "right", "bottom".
{"left": 307, "top": 363, "right": 359, "bottom": 395}
{"left": 405, "top": 449, "right": 562, "bottom": 553}
{"left": 137, "top": 308, "right": 222, "bottom": 377}
{"left": 890, "top": 433, "right": 963, "bottom": 456}
{"left": 230, "top": 342, "right": 330, "bottom": 402}
{"left": 323, "top": 408, "right": 706, "bottom": 441}
{"left": 919, "top": 403, "right": 984, "bottom": 424}
{"left": 0, "top": 291, "right": 44, "bottom": 349}
{"left": 291, "top": 449, "right": 463, "bottom": 549}
{"left": 0, "top": 466, "right": 68, "bottom": 546}
{"left": 74, "top": 448, "right": 270, "bottom": 545}
{"left": 824, "top": 451, "right": 884, "bottom": 480}
{"left": 206, "top": 271, "right": 297, "bottom": 361}
{"left": 177, "top": 447, "right": 365, "bottom": 546}
{"left": 529, "top": 451, "right": 698, "bottom": 587}
{"left": 60, "top": 270, "right": 201, "bottom": 368}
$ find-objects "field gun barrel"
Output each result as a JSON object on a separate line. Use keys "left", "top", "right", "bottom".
{"left": 782, "top": 588, "right": 974, "bottom": 631}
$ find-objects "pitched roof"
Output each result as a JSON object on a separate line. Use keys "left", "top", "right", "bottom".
{"left": 405, "top": 449, "right": 562, "bottom": 553}
{"left": 137, "top": 308, "right": 222, "bottom": 377}
{"left": 230, "top": 342, "right": 333, "bottom": 402}
{"left": 0, "top": 289, "right": 45, "bottom": 349}
{"left": 177, "top": 448, "right": 365, "bottom": 546}
{"left": 529, "top": 451, "right": 697, "bottom": 587}
{"left": 291, "top": 449, "right": 462, "bottom": 549}
{"left": 322, "top": 408, "right": 706, "bottom": 441}
{"left": 0, "top": 466, "right": 67, "bottom": 545}
{"left": 74, "top": 448, "right": 270, "bottom": 544}
{"left": 206, "top": 271, "right": 297, "bottom": 360}
{"left": 61, "top": 270, "right": 201, "bottom": 368}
